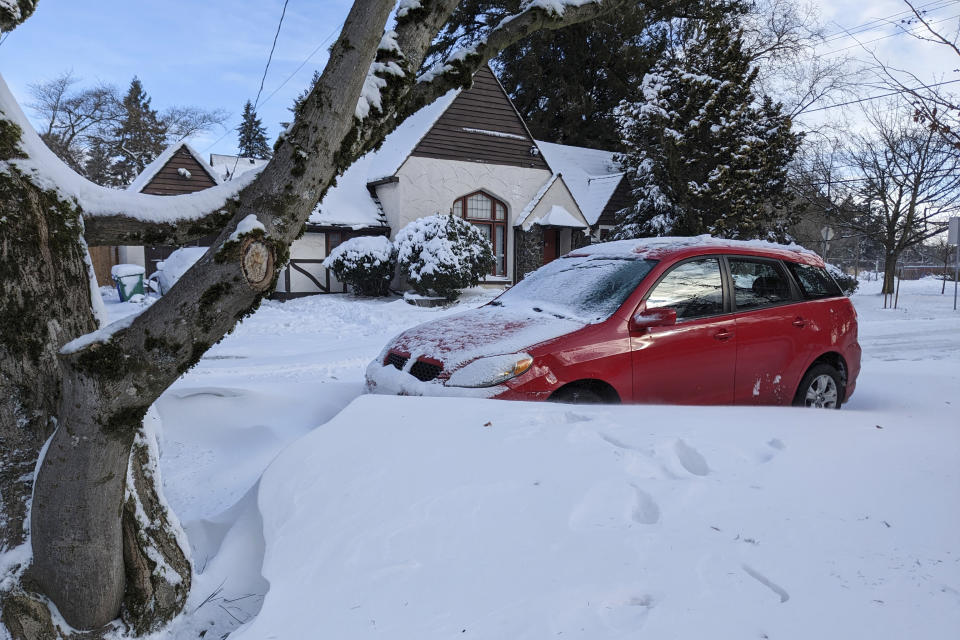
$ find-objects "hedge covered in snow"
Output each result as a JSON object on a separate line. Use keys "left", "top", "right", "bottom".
{"left": 826, "top": 263, "right": 859, "bottom": 295}
{"left": 322, "top": 235, "right": 396, "bottom": 297}
{"left": 395, "top": 214, "right": 494, "bottom": 301}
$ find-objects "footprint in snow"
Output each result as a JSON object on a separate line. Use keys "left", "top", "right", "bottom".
{"left": 755, "top": 438, "right": 786, "bottom": 464}
{"left": 674, "top": 439, "right": 709, "bottom": 476}
{"left": 630, "top": 485, "right": 660, "bottom": 525}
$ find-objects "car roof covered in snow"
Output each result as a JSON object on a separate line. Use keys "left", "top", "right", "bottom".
{"left": 569, "top": 235, "right": 823, "bottom": 265}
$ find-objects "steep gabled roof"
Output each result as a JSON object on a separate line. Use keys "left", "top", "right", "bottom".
{"left": 127, "top": 142, "right": 221, "bottom": 195}
{"left": 310, "top": 89, "right": 460, "bottom": 228}
{"left": 534, "top": 141, "right": 624, "bottom": 227}
{"left": 408, "top": 66, "right": 550, "bottom": 171}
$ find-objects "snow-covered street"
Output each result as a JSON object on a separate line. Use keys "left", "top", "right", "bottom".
{"left": 129, "top": 277, "right": 960, "bottom": 639}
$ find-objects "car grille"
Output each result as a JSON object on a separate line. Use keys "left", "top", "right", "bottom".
{"left": 385, "top": 352, "right": 408, "bottom": 370}
{"left": 385, "top": 351, "right": 442, "bottom": 382}
{"left": 409, "top": 359, "right": 441, "bottom": 382}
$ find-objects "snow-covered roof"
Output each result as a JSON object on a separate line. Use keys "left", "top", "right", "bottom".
{"left": 127, "top": 141, "right": 222, "bottom": 193}
{"left": 0, "top": 75, "right": 257, "bottom": 224}
{"left": 310, "top": 89, "right": 461, "bottom": 228}
{"left": 209, "top": 154, "right": 270, "bottom": 183}
{"left": 532, "top": 205, "right": 588, "bottom": 229}
{"left": 534, "top": 141, "right": 624, "bottom": 226}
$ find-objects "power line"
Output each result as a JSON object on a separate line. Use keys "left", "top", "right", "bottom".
{"left": 819, "top": 12, "right": 960, "bottom": 56}
{"left": 202, "top": 20, "right": 343, "bottom": 155}
{"left": 254, "top": 0, "right": 291, "bottom": 111}
{"left": 818, "top": 0, "right": 957, "bottom": 44}
{"left": 802, "top": 78, "right": 960, "bottom": 113}
{"left": 229, "top": 0, "right": 290, "bottom": 176}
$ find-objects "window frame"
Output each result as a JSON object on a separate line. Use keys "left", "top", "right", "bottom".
{"left": 784, "top": 261, "right": 844, "bottom": 300}
{"left": 454, "top": 190, "right": 508, "bottom": 277}
{"left": 724, "top": 255, "right": 802, "bottom": 312}
{"left": 640, "top": 255, "right": 733, "bottom": 322}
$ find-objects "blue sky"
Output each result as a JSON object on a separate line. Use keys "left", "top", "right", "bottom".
{"left": 0, "top": 0, "right": 355, "bottom": 156}
{"left": 1, "top": 0, "right": 956, "bottom": 157}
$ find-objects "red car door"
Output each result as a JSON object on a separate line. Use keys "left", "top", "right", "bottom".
{"left": 630, "top": 257, "right": 736, "bottom": 404}
{"left": 727, "top": 257, "right": 809, "bottom": 405}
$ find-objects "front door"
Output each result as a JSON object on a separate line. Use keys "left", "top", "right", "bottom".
{"left": 630, "top": 257, "right": 736, "bottom": 404}
{"left": 542, "top": 229, "right": 560, "bottom": 265}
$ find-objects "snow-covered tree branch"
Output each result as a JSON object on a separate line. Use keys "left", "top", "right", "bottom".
{"left": 0, "top": 0, "right": 665, "bottom": 636}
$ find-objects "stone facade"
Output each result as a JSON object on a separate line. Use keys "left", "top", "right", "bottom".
{"left": 515, "top": 228, "right": 545, "bottom": 281}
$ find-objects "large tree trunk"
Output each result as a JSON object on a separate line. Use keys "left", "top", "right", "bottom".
{"left": 1, "top": 0, "right": 636, "bottom": 635}
{"left": 882, "top": 251, "right": 898, "bottom": 295}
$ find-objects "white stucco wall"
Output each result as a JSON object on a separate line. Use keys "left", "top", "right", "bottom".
{"left": 378, "top": 156, "right": 553, "bottom": 281}
{"left": 521, "top": 177, "right": 588, "bottom": 231}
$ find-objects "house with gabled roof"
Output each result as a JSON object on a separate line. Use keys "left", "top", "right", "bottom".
{"left": 88, "top": 141, "right": 223, "bottom": 282}
{"left": 276, "top": 64, "right": 630, "bottom": 297}
{"left": 112, "top": 65, "right": 632, "bottom": 297}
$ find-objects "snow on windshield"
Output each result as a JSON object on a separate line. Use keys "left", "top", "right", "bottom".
{"left": 496, "top": 256, "right": 657, "bottom": 323}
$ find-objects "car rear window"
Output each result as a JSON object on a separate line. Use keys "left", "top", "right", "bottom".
{"left": 494, "top": 256, "right": 657, "bottom": 323}
{"left": 787, "top": 263, "right": 843, "bottom": 298}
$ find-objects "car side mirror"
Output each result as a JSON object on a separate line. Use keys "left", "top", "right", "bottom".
{"left": 629, "top": 306, "right": 677, "bottom": 331}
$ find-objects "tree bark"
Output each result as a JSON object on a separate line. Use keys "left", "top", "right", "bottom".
{"left": 882, "top": 252, "right": 898, "bottom": 295}
{"left": 0, "top": 0, "right": 646, "bottom": 634}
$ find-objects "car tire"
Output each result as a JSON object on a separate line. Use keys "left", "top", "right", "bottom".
{"left": 793, "top": 363, "right": 843, "bottom": 409}
{"left": 550, "top": 386, "right": 604, "bottom": 404}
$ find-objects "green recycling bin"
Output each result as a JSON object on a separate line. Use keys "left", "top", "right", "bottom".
{"left": 111, "top": 264, "right": 146, "bottom": 302}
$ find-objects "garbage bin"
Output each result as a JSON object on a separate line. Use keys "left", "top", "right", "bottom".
{"left": 111, "top": 264, "right": 146, "bottom": 302}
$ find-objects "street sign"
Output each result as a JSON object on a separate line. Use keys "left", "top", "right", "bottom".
{"left": 949, "top": 217, "right": 960, "bottom": 245}
{"left": 820, "top": 226, "right": 835, "bottom": 241}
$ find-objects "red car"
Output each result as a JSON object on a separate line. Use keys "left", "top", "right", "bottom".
{"left": 366, "top": 237, "right": 861, "bottom": 408}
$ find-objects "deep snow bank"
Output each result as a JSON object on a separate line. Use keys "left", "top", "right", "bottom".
{"left": 238, "top": 391, "right": 959, "bottom": 639}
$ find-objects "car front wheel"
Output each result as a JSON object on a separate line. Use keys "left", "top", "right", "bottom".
{"left": 793, "top": 363, "right": 842, "bottom": 409}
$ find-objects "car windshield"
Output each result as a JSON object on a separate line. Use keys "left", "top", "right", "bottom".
{"left": 492, "top": 256, "right": 657, "bottom": 323}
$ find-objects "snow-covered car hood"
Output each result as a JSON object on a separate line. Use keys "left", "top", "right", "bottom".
{"left": 381, "top": 304, "right": 586, "bottom": 373}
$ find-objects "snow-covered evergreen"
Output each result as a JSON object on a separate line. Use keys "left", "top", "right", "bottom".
{"left": 236, "top": 100, "right": 272, "bottom": 160}
{"left": 613, "top": 19, "right": 801, "bottom": 241}
{"left": 395, "top": 214, "right": 494, "bottom": 301}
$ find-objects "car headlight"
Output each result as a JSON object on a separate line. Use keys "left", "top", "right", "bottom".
{"left": 445, "top": 353, "right": 534, "bottom": 388}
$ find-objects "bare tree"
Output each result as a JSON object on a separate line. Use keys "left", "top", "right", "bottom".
{"left": 28, "top": 73, "right": 227, "bottom": 183}
{"left": 160, "top": 104, "right": 229, "bottom": 143}
{"left": 837, "top": 104, "right": 960, "bottom": 293}
{"left": 871, "top": 0, "right": 960, "bottom": 150}
{"left": 28, "top": 72, "right": 122, "bottom": 172}
{"left": 0, "top": 0, "right": 657, "bottom": 637}
{"left": 741, "top": 0, "right": 858, "bottom": 117}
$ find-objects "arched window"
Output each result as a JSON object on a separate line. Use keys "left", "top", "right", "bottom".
{"left": 453, "top": 191, "right": 507, "bottom": 276}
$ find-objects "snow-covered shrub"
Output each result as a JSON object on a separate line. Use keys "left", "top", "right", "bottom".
{"left": 322, "top": 235, "right": 396, "bottom": 296}
{"left": 395, "top": 214, "right": 495, "bottom": 301}
{"left": 826, "top": 263, "right": 859, "bottom": 295}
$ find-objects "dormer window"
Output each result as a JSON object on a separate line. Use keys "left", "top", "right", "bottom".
{"left": 454, "top": 191, "right": 507, "bottom": 276}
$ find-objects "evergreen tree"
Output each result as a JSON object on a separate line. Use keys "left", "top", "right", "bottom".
{"left": 105, "top": 77, "right": 166, "bottom": 187}
{"left": 433, "top": 0, "right": 736, "bottom": 150}
{"left": 236, "top": 100, "right": 272, "bottom": 159}
{"left": 83, "top": 138, "right": 112, "bottom": 185}
{"left": 613, "top": 19, "right": 801, "bottom": 240}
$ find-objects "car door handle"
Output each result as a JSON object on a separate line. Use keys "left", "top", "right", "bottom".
{"left": 713, "top": 329, "right": 733, "bottom": 341}
{"left": 792, "top": 317, "right": 806, "bottom": 328}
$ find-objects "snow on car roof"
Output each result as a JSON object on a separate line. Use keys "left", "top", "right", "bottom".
{"left": 569, "top": 235, "right": 820, "bottom": 261}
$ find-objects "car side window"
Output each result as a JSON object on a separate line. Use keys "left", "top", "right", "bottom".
{"left": 645, "top": 258, "right": 724, "bottom": 320}
{"left": 729, "top": 258, "right": 794, "bottom": 310}
{"left": 787, "top": 263, "right": 843, "bottom": 298}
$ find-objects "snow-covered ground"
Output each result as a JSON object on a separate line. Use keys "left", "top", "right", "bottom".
{"left": 118, "top": 277, "right": 960, "bottom": 639}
